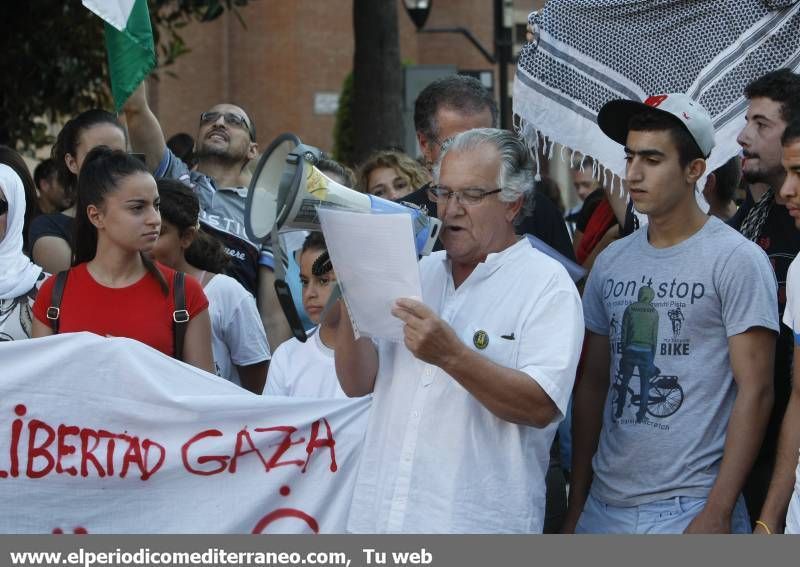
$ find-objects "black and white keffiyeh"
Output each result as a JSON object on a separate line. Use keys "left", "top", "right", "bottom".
{"left": 514, "top": 0, "right": 800, "bottom": 183}
{"left": 740, "top": 187, "right": 776, "bottom": 240}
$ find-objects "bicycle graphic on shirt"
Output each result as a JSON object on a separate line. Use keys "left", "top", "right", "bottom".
{"left": 667, "top": 307, "right": 684, "bottom": 338}
{"left": 611, "top": 366, "right": 684, "bottom": 419}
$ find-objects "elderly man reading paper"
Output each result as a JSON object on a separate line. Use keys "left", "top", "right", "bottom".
{"left": 333, "top": 128, "right": 584, "bottom": 533}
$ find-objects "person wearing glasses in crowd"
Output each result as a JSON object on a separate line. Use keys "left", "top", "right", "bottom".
{"left": 400, "top": 74, "right": 576, "bottom": 263}
{"left": 123, "top": 82, "right": 294, "bottom": 353}
{"left": 123, "top": 84, "right": 258, "bottom": 293}
{"left": 334, "top": 128, "right": 584, "bottom": 533}
{"left": 397, "top": 74, "right": 578, "bottom": 532}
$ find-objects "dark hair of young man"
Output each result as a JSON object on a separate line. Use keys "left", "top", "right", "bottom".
{"left": 317, "top": 158, "right": 356, "bottom": 189}
{"left": 744, "top": 68, "right": 800, "bottom": 124}
{"left": 413, "top": 75, "right": 498, "bottom": 141}
{"left": 33, "top": 158, "right": 59, "bottom": 189}
{"left": 627, "top": 110, "right": 704, "bottom": 168}
{"left": 711, "top": 156, "right": 742, "bottom": 203}
{"left": 156, "top": 178, "right": 230, "bottom": 274}
{"left": 782, "top": 118, "right": 800, "bottom": 146}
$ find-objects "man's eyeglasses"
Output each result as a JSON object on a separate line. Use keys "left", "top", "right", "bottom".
{"left": 427, "top": 186, "right": 502, "bottom": 206}
{"left": 0, "top": 199, "right": 7, "bottom": 216}
{"left": 199, "top": 111, "right": 254, "bottom": 140}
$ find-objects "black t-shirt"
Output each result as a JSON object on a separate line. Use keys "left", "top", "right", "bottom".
{"left": 28, "top": 213, "right": 73, "bottom": 249}
{"left": 729, "top": 190, "right": 800, "bottom": 463}
{"left": 399, "top": 184, "right": 576, "bottom": 262}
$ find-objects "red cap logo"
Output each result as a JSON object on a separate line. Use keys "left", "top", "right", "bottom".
{"left": 644, "top": 95, "right": 668, "bottom": 108}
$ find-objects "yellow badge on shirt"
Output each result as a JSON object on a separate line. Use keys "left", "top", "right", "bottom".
{"left": 473, "top": 330, "right": 489, "bottom": 350}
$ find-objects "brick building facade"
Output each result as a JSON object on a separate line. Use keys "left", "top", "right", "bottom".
{"left": 149, "top": 0, "right": 544, "bottom": 156}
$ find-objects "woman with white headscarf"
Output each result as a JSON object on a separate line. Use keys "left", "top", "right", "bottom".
{"left": 0, "top": 162, "right": 46, "bottom": 341}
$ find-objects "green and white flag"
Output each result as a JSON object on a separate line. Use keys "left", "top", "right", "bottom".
{"left": 83, "top": 0, "right": 156, "bottom": 110}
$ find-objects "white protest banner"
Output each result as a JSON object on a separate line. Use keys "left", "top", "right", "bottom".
{"left": 0, "top": 333, "right": 370, "bottom": 533}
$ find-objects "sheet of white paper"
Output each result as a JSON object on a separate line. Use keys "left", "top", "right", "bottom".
{"left": 317, "top": 208, "right": 422, "bottom": 341}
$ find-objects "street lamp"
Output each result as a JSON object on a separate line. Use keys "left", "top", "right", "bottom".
{"left": 403, "top": 0, "right": 432, "bottom": 31}
{"left": 402, "top": 0, "right": 512, "bottom": 129}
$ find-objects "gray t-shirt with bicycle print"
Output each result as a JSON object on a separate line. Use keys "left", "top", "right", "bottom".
{"left": 582, "top": 216, "right": 778, "bottom": 506}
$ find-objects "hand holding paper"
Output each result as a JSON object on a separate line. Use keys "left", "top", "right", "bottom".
{"left": 391, "top": 298, "right": 462, "bottom": 367}
{"left": 317, "top": 208, "right": 423, "bottom": 341}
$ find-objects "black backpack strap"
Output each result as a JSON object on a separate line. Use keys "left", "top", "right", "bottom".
{"left": 46, "top": 270, "right": 69, "bottom": 334}
{"left": 172, "top": 271, "right": 190, "bottom": 361}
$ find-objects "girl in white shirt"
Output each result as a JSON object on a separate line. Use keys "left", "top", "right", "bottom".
{"left": 150, "top": 179, "right": 270, "bottom": 393}
{"left": 265, "top": 232, "right": 351, "bottom": 398}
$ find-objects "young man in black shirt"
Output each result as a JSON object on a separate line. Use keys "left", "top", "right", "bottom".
{"left": 730, "top": 69, "right": 800, "bottom": 523}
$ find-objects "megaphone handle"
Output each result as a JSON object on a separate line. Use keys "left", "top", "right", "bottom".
{"left": 274, "top": 279, "right": 309, "bottom": 343}
{"left": 269, "top": 223, "right": 307, "bottom": 343}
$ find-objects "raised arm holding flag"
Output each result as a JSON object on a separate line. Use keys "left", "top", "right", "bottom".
{"left": 83, "top": 0, "right": 156, "bottom": 111}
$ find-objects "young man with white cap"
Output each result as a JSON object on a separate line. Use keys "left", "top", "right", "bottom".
{"left": 563, "top": 94, "right": 779, "bottom": 533}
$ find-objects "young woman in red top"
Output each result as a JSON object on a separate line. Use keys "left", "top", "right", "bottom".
{"left": 32, "top": 147, "right": 215, "bottom": 373}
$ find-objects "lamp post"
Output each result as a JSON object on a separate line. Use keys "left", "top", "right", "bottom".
{"left": 402, "top": 0, "right": 512, "bottom": 129}
{"left": 403, "top": 0, "right": 432, "bottom": 30}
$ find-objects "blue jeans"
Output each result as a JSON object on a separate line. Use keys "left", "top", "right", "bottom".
{"left": 617, "top": 346, "right": 656, "bottom": 421}
{"left": 575, "top": 493, "right": 751, "bottom": 534}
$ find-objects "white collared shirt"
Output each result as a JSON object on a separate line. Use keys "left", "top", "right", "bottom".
{"left": 347, "top": 238, "right": 584, "bottom": 533}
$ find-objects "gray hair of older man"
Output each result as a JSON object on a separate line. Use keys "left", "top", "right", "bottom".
{"left": 433, "top": 128, "right": 535, "bottom": 221}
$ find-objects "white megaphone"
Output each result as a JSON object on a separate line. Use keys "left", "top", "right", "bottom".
{"left": 244, "top": 133, "right": 441, "bottom": 343}
{"left": 244, "top": 133, "right": 441, "bottom": 254}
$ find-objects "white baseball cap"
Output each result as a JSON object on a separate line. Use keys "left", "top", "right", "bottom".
{"left": 597, "top": 93, "right": 715, "bottom": 158}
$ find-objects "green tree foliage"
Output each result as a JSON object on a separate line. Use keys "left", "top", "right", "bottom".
{"left": 0, "top": 1, "right": 249, "bottom": 149}
{"left": 332, "top": 72, "right": 355, "bottom": 167}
